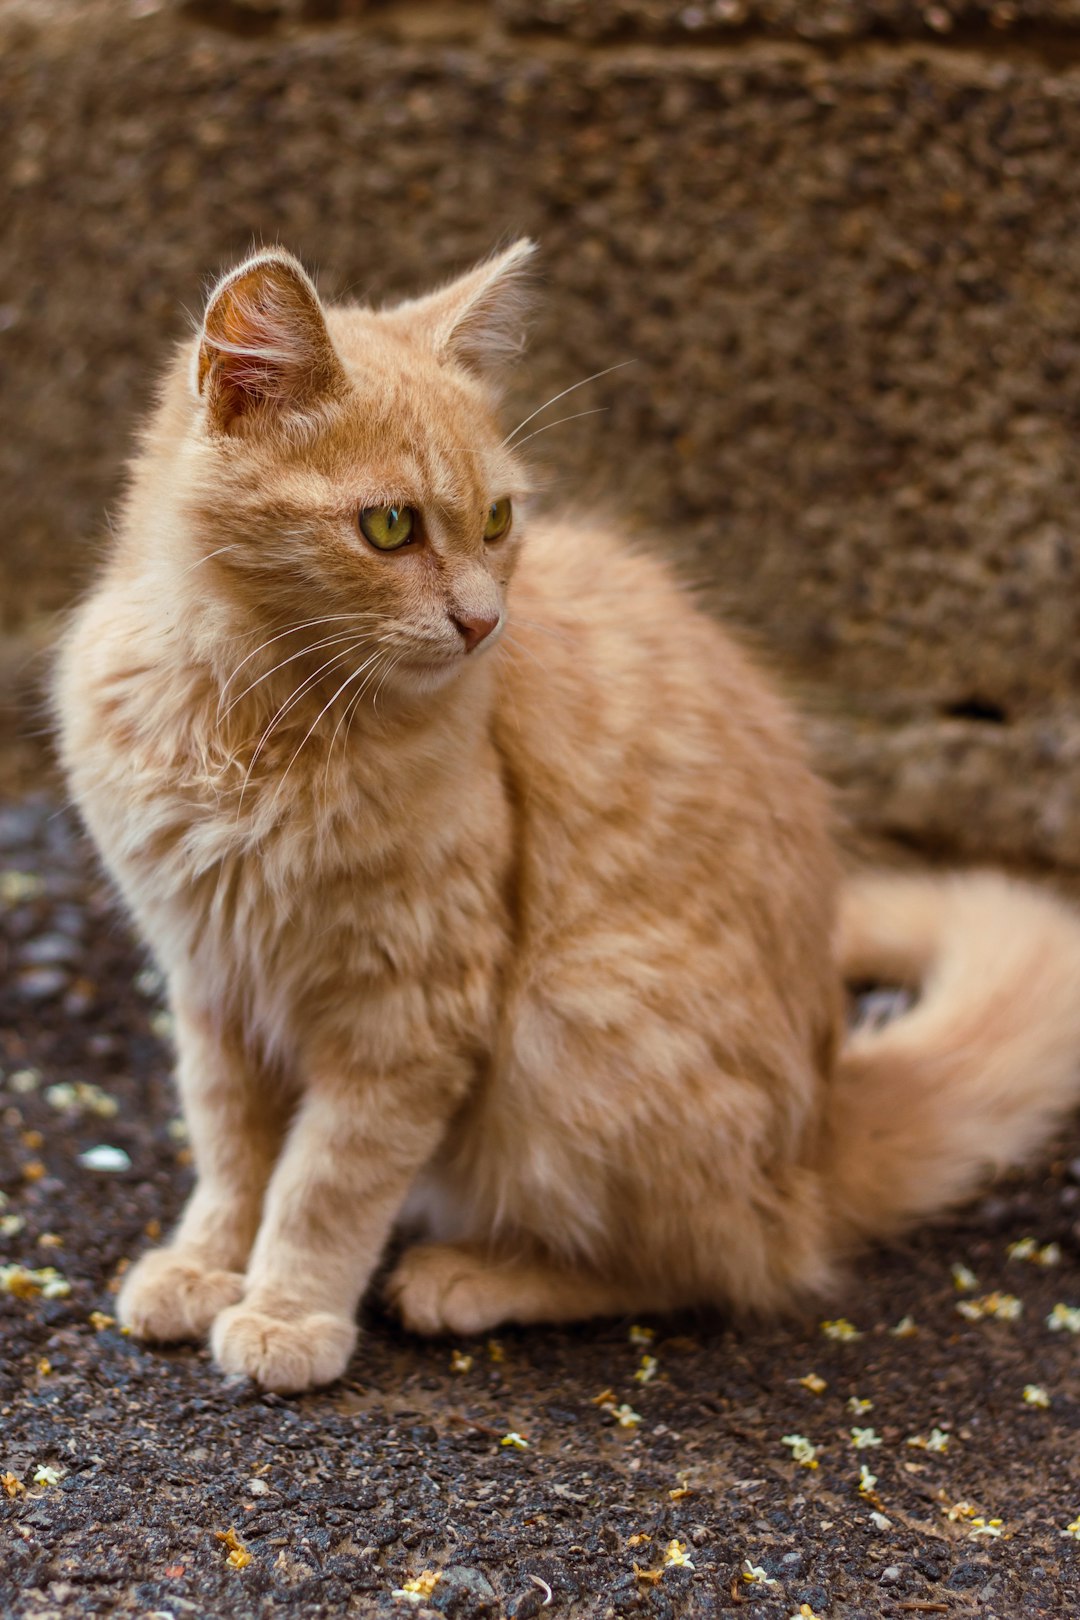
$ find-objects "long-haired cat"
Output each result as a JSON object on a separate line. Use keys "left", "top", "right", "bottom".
{"left": 54, "top": 242, "right": 1080, "bottom": 1392}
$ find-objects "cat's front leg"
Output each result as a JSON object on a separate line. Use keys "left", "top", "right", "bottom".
{"left": 211, "top": 1070, "right": 449, "bottom": 1393}
{"left": 119, "top": 997, "right": 288, "bottom": 1343}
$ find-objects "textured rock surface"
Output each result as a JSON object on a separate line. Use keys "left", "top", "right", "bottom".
{"left": 499, "top": 0, "right": 1080, "bottom": 41}
{"left": 4, "top": 0, "right": 1080, "bottom": 868}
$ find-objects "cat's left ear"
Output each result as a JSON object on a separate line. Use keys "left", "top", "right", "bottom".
{"left": 390, "top": 239, "right": 536, "bottom": 378}
{"left": 195, "top": 249, "right": 346, "bottom": 434}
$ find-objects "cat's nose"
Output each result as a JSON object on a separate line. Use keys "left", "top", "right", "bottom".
{"left": 450, "top": 610, "right": 499, "bottom": 653}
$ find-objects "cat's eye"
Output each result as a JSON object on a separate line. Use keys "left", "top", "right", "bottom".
{"left": 483, "top": 498, "right": 512, "bottom": 542}
{"left": 359, "top": 505, "right": 415, "bottom": 551}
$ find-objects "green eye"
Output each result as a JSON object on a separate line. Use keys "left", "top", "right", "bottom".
{"left": 359, "top": 504, "right": 415, "bottom": 551}
{"left": 483, "top": 497, "right": 512, "bottom": 542}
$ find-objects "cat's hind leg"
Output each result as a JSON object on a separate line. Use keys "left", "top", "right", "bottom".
{"left": 387, "top": 1242, "right": 644, "bottom": 1336}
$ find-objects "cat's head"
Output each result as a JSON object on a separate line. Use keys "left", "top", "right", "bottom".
{"left": 179, "top": 242, "right": 536, "bottom": 697}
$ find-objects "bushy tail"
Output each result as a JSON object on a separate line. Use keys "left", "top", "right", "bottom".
{"left": 825, "top": 870, "right": 1080, "bottom": 1246}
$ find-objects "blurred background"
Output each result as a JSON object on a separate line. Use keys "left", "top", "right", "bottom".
{"left": 3, "top": 0, "right": 1080, "bottom": 872}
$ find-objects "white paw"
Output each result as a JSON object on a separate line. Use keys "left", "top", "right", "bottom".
{"left": 211, "top": 1304, "right": 357, "bottom": 1393}
{"left": 118, "top": 1247, "right": 245, "bottom": 1342}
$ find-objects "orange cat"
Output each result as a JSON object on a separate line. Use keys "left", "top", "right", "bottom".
{"left": 54, "top": 243, "right": 1080, "bottom": 1392}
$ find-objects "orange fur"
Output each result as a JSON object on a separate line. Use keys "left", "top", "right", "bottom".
{"left": 53, "top": 245, "right": 1080, "bottom": 1392}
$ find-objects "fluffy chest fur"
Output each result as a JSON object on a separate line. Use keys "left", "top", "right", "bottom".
{"left": 58, "top": 589, "right": 516, "bottom": 1085}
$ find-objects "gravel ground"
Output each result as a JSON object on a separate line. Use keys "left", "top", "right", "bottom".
{"left": 2, "top": 792, "right": 1080, "bottom": 1619}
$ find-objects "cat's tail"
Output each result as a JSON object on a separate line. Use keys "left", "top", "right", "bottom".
{"left": 824, "top": 870, "right": 1080, "bottom": 1246}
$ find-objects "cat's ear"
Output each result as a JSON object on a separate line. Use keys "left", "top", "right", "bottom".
{"left": 393, "top": 239, "right": 536, "bottom": 378}
{"left": 195, "top": 249, "right": 345, "bottom": 434}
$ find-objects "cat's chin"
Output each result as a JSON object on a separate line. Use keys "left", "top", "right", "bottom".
{"left": 391, "top": 638, "right": 504, "bottom": 699}
{"left": 389, "top": 653, "right": 470, "bottom": 699}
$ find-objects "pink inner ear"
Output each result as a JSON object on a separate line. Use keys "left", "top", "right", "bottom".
{"left": 199, "top": 258, "right": 337, "bottom": 426}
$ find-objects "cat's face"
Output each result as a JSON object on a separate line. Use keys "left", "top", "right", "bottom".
{"left": 185, "top": 245, "right": 535, "bottom": 698}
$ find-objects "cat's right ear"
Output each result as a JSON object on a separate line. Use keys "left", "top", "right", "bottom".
{"left": 195, "top": 250, "right": 345, "bottom": 435}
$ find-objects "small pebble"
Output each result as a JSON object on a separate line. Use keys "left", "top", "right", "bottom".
{"left": 77, "top": 1145, "right": 132, "bottom": 1173}
{"left": 0, "top": 807, "right": 42, "bottom": 850}
{"left": 16, "top": 967, "right": 68, "bottom": 1001}
{"left": 19, "top": 934, "right": 82, "bottom": 967}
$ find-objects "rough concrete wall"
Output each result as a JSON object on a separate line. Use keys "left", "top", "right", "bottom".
{"left": 3, "top": 0, "right": 1080, "bottom": 869}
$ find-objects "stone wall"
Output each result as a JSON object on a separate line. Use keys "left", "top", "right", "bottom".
{"left": 4, "top": 0, "right": 1080, "bottom": 866}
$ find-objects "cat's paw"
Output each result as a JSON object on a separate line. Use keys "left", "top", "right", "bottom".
{"left": 118, "top": 1247, "right": 245, "bottom": 1342}
{"left": 387, "top": 1244, "right": 507, "bottom": 1337}
{"left": 210, "top": 1304, "right": 357, "bottom": 1393}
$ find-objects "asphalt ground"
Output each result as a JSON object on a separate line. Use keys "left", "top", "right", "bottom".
{"left": 2, "top": 792, "right": 1079, "bottom": 1619}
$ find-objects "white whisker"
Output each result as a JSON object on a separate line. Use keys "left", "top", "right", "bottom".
{"left": 323, "top": 649, "right": 387, "bottom": 790}
{"left": 178, "top": 544, "right": 240, "bottom": 578}
{"left": 502, "top": 360, "right": 635, "bottom": 448}
{"left": 220, "top": 629, "right": 375, "bottom": 721}
{"left": 510, "top": 614, "right": 573, "bottom": 645}
{"left": 219, "top": 614, "right": 371, "bottom": 705}
{"left": 500, "top": 631, "right": 549, "bottom": 676}
{"left": 508, "top": 407, "right": 608, "bottom": 452}
{"left": 272, "top": 656, "right": 381, "bottom": 809}
{"left": 236, "top": 638, "right": 367, "bottom": 815}
{"left": 371, "top": 651, "right": 404, "bottom": 715}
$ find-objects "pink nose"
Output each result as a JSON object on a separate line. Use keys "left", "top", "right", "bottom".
{"left": 451, "top": 610, "right": 499, "bottom": 653}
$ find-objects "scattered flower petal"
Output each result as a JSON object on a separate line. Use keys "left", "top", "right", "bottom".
{"left": 45, "top": 1081, "right": 118, "bottom": 1120}
{"left": 0, "top": 1264, "right": 71, "bottom": 1301}
{"left": 821, "top": 1318, "right": 862, "bottom": 1342}
{"left": 956, "top": 1292, "right": 1022, "bottom": 1322}
{"left": 500, "top": 1432, "right": 529, "bottom": 1450}
{"left": 1023, "top": 1384, "right": 1050, "bottom": 1408}
{"left": 798, "top": 1372, "right": 827, "bottom": 1394}
{"left": 0, "top": 872, "right": 45, "bottom": 905}
{"left": 392, "top": 1571, "right": 441, "bottom": 1601}
{"left": 908, "top": 1428, "right": 950, "bottom": 1454}
{"left": 850, "top": 1427, "right": 882, "bottom": 1450}
{"left": 781, "top": 1434, "right": 819, "bottom": 1469}
{"left": 1047, "top": 1303, "right": 1080, "bottom": 1335}
{"left": 1008, "top": 1238, "right": 1061, "bottom": 1267}
{"left": 215, "top": 1526, "right": 252, "bottom": 1566}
